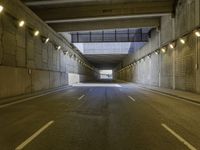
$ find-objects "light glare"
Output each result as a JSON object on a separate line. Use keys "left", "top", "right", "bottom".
{"left": 45, "top": 38, "right": 49, "bottom": 43}
{"left": 169, "top": 44, "right": 174, "bottom": 49}
{"left": 34, "top": 30, "right": 39, "bottom": 36}
{"left": 161, "top": 48, "right": 166, "bottom": 53}
{"left": 0, "top": 5, "right": 4, "bottom": 13}
{"left": 195, "top": 31, "right": 200, "bottom": 37}
{"left": 19, "top": 20, "right": 25, "bottom": 27}
{"left": 180, "top": 38, "right": 185, "bottom": 44}
{"left": 57, "top": 46, "right": 61, "bottom": 50}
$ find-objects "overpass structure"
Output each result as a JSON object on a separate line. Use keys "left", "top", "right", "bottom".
{"left": 1, "top": 0, "right": 200, "bottom": 150}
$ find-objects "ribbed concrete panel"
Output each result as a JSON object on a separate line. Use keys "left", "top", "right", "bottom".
{"left": 161, "top": 15, "right": 173, "bottom": 44}
{"left": 196, "top": 38, "right": 200, "bottom": 93}
{"left": 150, "top": 54, "right": 160, "bottom": 87}
{"left": 115, "top": 0, "right": 200, "bottom": 94}
{"left": 0, "top": 0, "right": 96, "bottom": 99}
{"left": 160, "top": 48, "right": 173, "bottom": 88}
{"left": 175, "top": 34, "right": 196, "bottom": 92}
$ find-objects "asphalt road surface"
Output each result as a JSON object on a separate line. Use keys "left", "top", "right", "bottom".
{"left": 0, "top": 81, "right": 200, "bottom": 150}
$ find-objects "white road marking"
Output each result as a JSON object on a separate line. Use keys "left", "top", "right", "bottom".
{"left": 15, "top": 120, "right": 54, "bottom": 150}
{"left": 0, "top": 87, "right": 71, "bottom": 109}
{"left": 136, "top": 85, "right": 200, "bottom": 106}
{"left": 128, "top": 96, "right": 136, "bottom": 102}
{"left": 161, "top": 123, "right": 197, "bottom": 150}
{"left": 78, "top": 95, "right": 85, "bottom": 100}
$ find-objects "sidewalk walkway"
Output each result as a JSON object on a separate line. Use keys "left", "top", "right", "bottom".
{"left": 137, "top": 84, "right": 200, "bottom": 104}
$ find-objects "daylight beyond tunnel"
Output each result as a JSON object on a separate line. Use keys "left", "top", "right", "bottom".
{"left": 1, "top": 0, "right": 200, "bottom": 150}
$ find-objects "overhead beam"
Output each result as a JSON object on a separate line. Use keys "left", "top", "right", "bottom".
{"left": 25, "top": 0, "right": 93, "bottom": 6}
{"left": 31, "top": 1, "right": 174, "bottom": 22}
{"left": 50, "top": 17, "right": 160, "bottom": 32}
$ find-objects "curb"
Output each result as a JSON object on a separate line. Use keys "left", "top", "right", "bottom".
{"left": 0, "top": 86, "right": 72, "bottom": 107}
{"left": 137, "top": 85, "right": 200, "bottom": 105}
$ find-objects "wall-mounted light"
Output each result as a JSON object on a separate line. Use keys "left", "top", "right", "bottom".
{"left": 56, "top": 45, "right": 61, "bottom": 50}
{"left": 0, "top": 5, "right": 4, "bottom": 13}
{"left": 195, "top": 30, "right": 200, "bottom": 37}
{"left": 44, "top": 37, "right": 49, "bottom": 44}
{"left": 179, "top": 38, "right": 186, "bottom": 44}
{"left": 169, "top": 43, "right": 175, "bottom": 49}
{"left": 147, "top": 55, "right": 151, "bottom": 59}
{"left": 63, "top": 51, "right": 67, "bottom": 55}
{"left": 161, "top": 48, "right": 166, "bottom": 53}
{"left": 34, "top": 30, "right": 40, "bottom": 36}
{"left": 155, "top": 51, "right": 159, "bottom": 55}
{"left": 18, "top": 20, "right": 25, "bottom": 27}
{"left": 73, "top": 54, "right": 76, "bottom": 59}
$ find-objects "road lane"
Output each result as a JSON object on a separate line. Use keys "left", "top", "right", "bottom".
{"left": 119, "top": 83, "right": 200, "bottom": 149}
{"left": 0, "top": 82, "right": 199, "bottom": 150}
{"left": 16, "top": 121, "right": 54, "bottom": 150}
{"left": 0, "top": 86, "right": 91, "bottom": 150}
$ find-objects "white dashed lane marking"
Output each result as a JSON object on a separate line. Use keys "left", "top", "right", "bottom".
{"left": 78, "top": 95, "right": 85, "bottom": 100}
{"left": 16, "top": 120, "right": 54, "bottom": 150}
{"left": 128, "top": 96, "right": 136, "bottom": 102}
{"left": 161, "top": 123, "right": 197, "bottom": 150}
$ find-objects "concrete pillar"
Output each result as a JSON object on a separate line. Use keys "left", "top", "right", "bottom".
{"left": 196, "top": 33, "right": 200, "bottom": 92}
{"left": 195, "top": 0, "right": 200, "bottom": 26}
{"left": 172, "top": 17, "right": 176, "bottom": 90}
{"left": 195, "top": 0, "right": 200, "bottom": 92}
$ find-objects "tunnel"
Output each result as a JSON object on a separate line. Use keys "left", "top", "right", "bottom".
{"left": 0, "top": 0, "right": 200, "bottom": 149}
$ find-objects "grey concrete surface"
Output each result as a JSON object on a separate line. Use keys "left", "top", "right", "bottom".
{"left": 137, "top": 84, "right": 200, "bottom": 104}
{"left": 0, "top": 81, "right": 199, "bottom": 150}
{"left": 115, "top": 0, "right": 200, "bottom": 94}
{"left": 0, "top": 0, "right": 96, "bottom": 99}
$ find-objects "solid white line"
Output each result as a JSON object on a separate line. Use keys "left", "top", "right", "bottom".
{"left": 161, "top": 123, "right": 197, "bottom": 150}
{"left": 78, "top": 95, "right": 85, "bottom": 100}
{"left": 15, "top": 121, "right": 54, "bottom": 150}
{"left": 0, "top": 87, "right": 70, "bottom": 109}
{"left": 128, "top": 96, "right": 136, "bottom": 102}
{"left": 136, "top": 85, "right": 200, "bottom": 106}
{"left": 0, "top": 95, "right": 46, "bottom": 109}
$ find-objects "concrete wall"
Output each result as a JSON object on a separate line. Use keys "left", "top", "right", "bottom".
{"left": 115, "top": 0, "right": 200, "bottom": 94}
{"left": 0, "top": 0, "right": 96, "bottom": 99}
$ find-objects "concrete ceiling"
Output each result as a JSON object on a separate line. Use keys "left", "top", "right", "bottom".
{"left": 84, "top": 54, "right": 128, "bottom": 68}
{"left": 22, "top": 0, "right": 177, "bottom": 32}
{"left": 22, "top": 0, "right": 177, "bottom": 69}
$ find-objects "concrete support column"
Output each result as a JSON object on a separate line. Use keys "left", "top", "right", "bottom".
{"left": 195, "top": 0, "right": 200, "bottom": 92}
{"left": 195, "top": 0, "right": 200, "bottom": 26}
{"left": 196, "top": 35, "right": 200, "bottom": 92}
{"left": 172, "top": 17, "right": 176, "bottom": 90}
{"left": 158, "top": 29, "right": 161, "bottom": 87}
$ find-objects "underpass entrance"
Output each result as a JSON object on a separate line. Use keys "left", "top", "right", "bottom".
{"left": 99, "top": 70, "right": 113, "bottom": 80}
